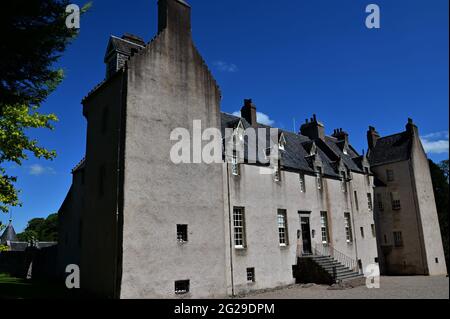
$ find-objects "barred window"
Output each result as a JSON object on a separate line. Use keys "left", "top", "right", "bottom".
{"left": 320, "top": 212, "right": 329, "bottom": 244}
{"left": 247, "top": 268, "right": 255, "bottom": 282}
{"left": 391, "top": 192, "right": 401, "bottom": 210}
{"left": 231, "top": 151, "right": 240, "bottom": 176}
{"left": 233, "top": 207, "right": 246, "bottom": 248}
{"left": 367, "top": 193, "right": 373, "bottom": 211}
{"left": 344, "top": 213, "right": 353, "bottom": 243}
{"left": 377, "top": 193, "right": 384, "bottom": 211}
{"left": 177, "top": 225, "right": 188, "bottom": 243}
{"left": 175, "top": 280, "right": 190, "bottom": 295}
{"left": 299, "top": 173, "right": 306, "bottom": 193}
{"left": 394, "top": 231, "right": 403, "bottom": 247}
{"left": 277, "top": 210, "right": 289, "bottom": 246}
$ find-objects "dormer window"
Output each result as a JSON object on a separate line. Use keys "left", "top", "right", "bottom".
{"left": 343, "top": 148, "right": 348, "bottom": 155}
{"left": 232, "top": 121, "right": 245, "bottom": 145}
{"left": 310, "top": 143, "right": 317, "bottom": 156}
{"left": 279, "top": 133, "right": 286, "bottom": 151}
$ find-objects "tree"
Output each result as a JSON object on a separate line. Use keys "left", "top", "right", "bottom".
{"left": 0, "top": 0, "right": 90, "bottom": 213}
{"left": 429, "top": 159, "right": 449, "bottom": 270}
{"left": 17, "top": 213, "right": 58, "bottom": 242}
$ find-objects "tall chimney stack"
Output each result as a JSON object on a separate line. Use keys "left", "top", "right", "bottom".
{"left": 241, "top": 99, "right": 258, "bottom": 128}
{"left": 158, "top": 0, "right": 191, "bottom": 36}
{"left": 300, "top": 114, "right": 325, "bottom": 140}
{"left": 367, "top": 126, "right": 380, "bottom": 150}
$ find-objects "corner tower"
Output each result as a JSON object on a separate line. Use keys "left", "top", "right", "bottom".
{"left": 119, "top": 0, "right": 227, "bottom": 298}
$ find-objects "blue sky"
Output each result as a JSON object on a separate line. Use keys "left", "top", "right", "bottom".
{"left": 2, "top": 0, "right": 448, "bottom": 232}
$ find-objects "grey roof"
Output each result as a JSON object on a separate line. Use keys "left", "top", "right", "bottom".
{"left": 104, "top": 36, "right": 145, "bottom": 62}
{"left": 368, "top": 132, "right": 412, "bottom": 167}
{"left": 0, "top": 221, "right": 18, "bottom": 244}
{"left": 176, "top": 0, "right": 191, "bottom": 7}
{"left": 324, "top": 136, "right": 364, "bottom": 173}
{"left": 220, "top": 113, "right": 364, "bottom": 178}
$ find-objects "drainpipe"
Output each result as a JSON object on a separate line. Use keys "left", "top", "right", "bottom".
{"left": 226, "top": 163, "right": 235, "bottom": 296}
{"left": 348, "top": 178, "right": 360, "bottom": 272}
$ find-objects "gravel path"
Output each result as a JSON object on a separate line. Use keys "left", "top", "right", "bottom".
{"left": 242, "top": 276, "right": 449, "bottom": 299}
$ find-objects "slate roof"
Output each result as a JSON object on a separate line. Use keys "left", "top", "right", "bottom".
{"left": 105, "top": 35, "right": 145, "bottom": 61}
{"left": 368, "top": 132, "right": 412, "bottom": 167}
{"left": 221, "top": 113, "right": 364, "bottom": 178}
{"left": 0, "top": 221, "right": 18, "bottom": 245}
{"left": 324, "top": 136, "right": 364, "bottom": 173}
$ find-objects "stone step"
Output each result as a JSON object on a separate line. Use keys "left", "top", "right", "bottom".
{"left": 336, "top": 273, "right": 364, "bottom": 280}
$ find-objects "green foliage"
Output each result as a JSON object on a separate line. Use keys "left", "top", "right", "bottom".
{"left": 17, "top": 213, "right": 58, "bottom": 242}
{"left": 0, "top": 245, "right": 9, "bottom": 252}
{"left": 429, "top": 159, "right": 449, "bottom": 269}
{"left": 0, "top": 0, "right": 90, "bottom": 213}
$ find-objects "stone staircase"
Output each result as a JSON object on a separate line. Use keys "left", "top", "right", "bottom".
{"left": 311, "top": 255, "right": 363, "bottom": 282}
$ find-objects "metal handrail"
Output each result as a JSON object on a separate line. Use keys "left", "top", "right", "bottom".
{"left": 313, "top": 243, "right": 358, "bottom": 272}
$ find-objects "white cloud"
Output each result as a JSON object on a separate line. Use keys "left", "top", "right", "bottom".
{"left": 213, "top": 61, "right": 238, "bottom": 73}
{"left": 29, "top": 164, "right": 55, "bottom": 176}
{"left": 421, "top": 131, "right": 449, "bottom": 155}
{"left": 232, "top": 111, "right": 275, "bottom": 126}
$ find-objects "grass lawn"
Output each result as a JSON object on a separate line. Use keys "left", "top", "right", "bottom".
{"left": 0, "top": 273, "right": 85, "bottom": 299}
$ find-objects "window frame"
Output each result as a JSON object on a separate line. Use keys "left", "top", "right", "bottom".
{"left": 277, "top": 210, "right": 289, "bottom": 246}
{"left": 233, "top": 207, "right": 247, "bottom": 249}
{"left": 177, "top": 224, "right": 188, "bottom": 244}
{"left": 367, "top": 193, "right": 373, "bottom": 211}
{"left": 247, "top": 268, "right": 256, "bottom": 283}
{"left": 393, "top": 231, "right": 404, "bottom": 247}
{"left": 299, "top": 173, "right": 306, "bottom": 193}
{"left": 344, "top": 213, "right": 353, "bottom": 243}
{"left": 387, "top": 169, "right": 395, "bottom": 182}
{"left": 320, "top": 211, "right": 329, "bottom": 244}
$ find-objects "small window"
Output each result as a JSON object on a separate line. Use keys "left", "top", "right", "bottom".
{"left": 175, "top": 280, "right": 190, "bottom": 295}
{"left": 277, "top": 210, "right": 289, "bottom": 246}
{"left": 341, "top": 171, "right": 347, "bottom": 193}
{"left": 274, "top": 160, "right": 281, "bottom": 182}
{"left": 231, "top": 151, "right": 240, "bottom": 176}
{"left": 393, "top": 231, "right": 403, "bottom": 247}
{"left": 360, "top": 227, "right": 365, "bottom": 238}
{"left": 354, "top": 191, "right": 359, "bottom": 211}
{"left": 344, "top": 213, "right": 353, "bottom": 243}
{"left": 377, "top": 193, "right": 384, "bottom": 211}
{"left": 365, "top": 167, "right": 371, "bottom": 185}
{"left": 299, "top": 173, "right": 306, "bottom": 193}
{"left": 367, "top": 193, "right": 373, "bottom": 211}
{"left": 375, "top": 257, "right": 379, "bottom": 263}
{"left": 233, "top": 207, "right": 246, "bottom": 249}
{"left": 384, "top": 234, "right": 388, "bottom": 244}
{"left": 247, "top": 268, "right": 255, "bottom": 282}
{"left": 177, "top": 225, "right": 188, "bottom": 243}
{"left": 316, "top": 167, "right": 323, "bottom": 190}
{"left": 435, "top": 258, "right": 439, "bottom": 264}
{"left": 371, "top": 224, "right": 376, "bottom": 237}
{"left": 320, "top": 212, "right": 329, "bottom": 244}
{"left": 387, "top": 169, "right": 395, "bottom": 182}
{"left": 391, "top": 192, "right": 401, "bottom": 210}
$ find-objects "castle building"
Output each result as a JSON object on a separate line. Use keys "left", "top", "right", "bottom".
{"left": 368, "top": 122, "right": 447, "bottom": 276}
{"left": 58, "top": 0, "right": 446, "bottom": 298}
